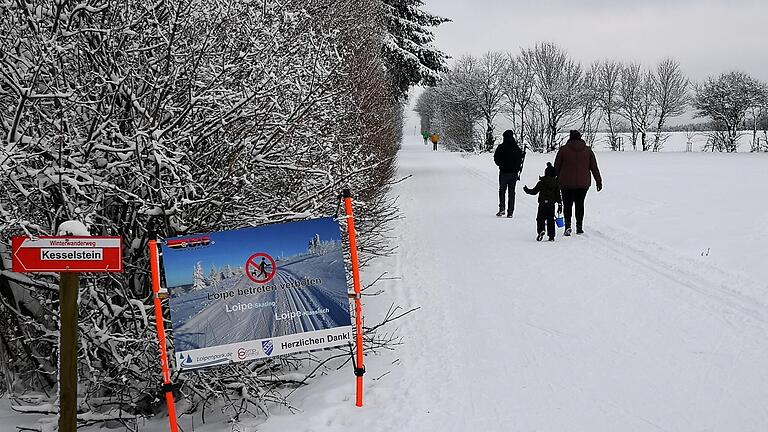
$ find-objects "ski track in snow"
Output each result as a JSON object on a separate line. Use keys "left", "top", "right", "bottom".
{"left": 173, "top": 251, "right": 350, "bottom": 351}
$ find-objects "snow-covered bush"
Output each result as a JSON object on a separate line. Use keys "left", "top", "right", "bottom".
{"left": 0, "top": 0, "right": 442, "bottom": 426}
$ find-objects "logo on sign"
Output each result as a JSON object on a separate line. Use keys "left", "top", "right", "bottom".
{"left": 262, "top": 340, "right": 274, "bottom": 356}
{"left": 236, "top": 347, "right": 259, "bottom": 360}
{"left": 166, "top": 236, "right": 213, "bottom": 250}
{"left": 178, "top": 353, "right": 193, "bottom": 365}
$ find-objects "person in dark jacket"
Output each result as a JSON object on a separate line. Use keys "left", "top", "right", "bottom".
{"left": 524, "top": 162, "right": 563, "bottom": 241}
{"left": 554, "top": 130, "right": 603, "bottom": 236}
{"left": 493, "top": 130, "right": 525, "bottom": 217}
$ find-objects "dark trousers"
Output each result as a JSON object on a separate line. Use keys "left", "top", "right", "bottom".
{"left": 536, "top": 203, "right": 556, "bottom": 239}
{"left": 433, "top": 142, "right": 438, "bottom": 151}
{"left": 498, "top": 173, "right": 518, "bottom": 214}
{"left": 561, "top": 188, "right": 588, "bottom": 229}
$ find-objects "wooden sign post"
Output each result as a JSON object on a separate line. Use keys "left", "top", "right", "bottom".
{"left": 12, "top": 235, "right": 123, "bottom": 431}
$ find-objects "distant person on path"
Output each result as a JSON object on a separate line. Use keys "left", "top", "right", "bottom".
{"left": 493, "top": 130, "right": 525, "bottom": 217}
{"left": 523, "top": 162, "right": 562, "bottom": 241}
{"left": 430, "top": 133, "right": 440, "bottom": 151}
{"left": 554, "top": 130, "right": 603, "bottom": 236}
{"left": 422, "top": 130, "right": 431, "bottom": 145}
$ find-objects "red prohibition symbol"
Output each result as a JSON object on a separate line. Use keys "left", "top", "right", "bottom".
{"left": 246, "top": 253, "right": 277, "bottom": 284}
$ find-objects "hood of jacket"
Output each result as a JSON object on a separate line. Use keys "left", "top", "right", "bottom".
{"left": 565, "top": 138, "right": 588, "bottom": 152}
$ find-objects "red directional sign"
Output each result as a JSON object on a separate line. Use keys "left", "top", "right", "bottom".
{"left": 12, "top": 236, "right": 123, "bottom": 273}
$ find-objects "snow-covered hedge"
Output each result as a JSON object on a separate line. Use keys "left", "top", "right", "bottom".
{"left": 0, "top": 0, "right": 412, "bottom": 425}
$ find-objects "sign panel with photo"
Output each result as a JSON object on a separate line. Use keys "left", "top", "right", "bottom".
{"left": 160, "top": 217, "right": 352, "bottom": 371}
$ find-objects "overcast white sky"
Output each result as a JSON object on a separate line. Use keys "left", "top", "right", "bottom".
{"left": 406, "top": 0, "right": 768, "bottom": 131}
{"left": 423, "top": 0, "right": 768, "bottom": 81}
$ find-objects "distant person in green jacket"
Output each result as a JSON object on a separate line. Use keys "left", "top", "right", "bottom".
{"left": 524, "top": 162, "right": 563, "bottom": 242}
{"left": 421, "top": 130, "right": 431, "bottom": 145}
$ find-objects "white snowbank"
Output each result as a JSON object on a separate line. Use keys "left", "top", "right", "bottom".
{"left": 56, "top": 220, "right": 90, "bottom": 236}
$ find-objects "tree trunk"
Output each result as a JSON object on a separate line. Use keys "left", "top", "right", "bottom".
{"left": 549, "top": 123, "right": 558, "bottom": 153}
{"left": 607, "top": 111, "right": 617, "bottom": 151}
{"left": 729, "top": 128, "right": 738, "bottom": 153}
{"left": 485, "top": 118, "right": 495, "bottom": 152}
{"left": 654, "top": 114, "right": 666, "bottom": 152}
{"left": 752, "top": 112, "right": 758, "bottom": 152}
{"left": 630, "top": 125, "right": 638, "bottom": 151}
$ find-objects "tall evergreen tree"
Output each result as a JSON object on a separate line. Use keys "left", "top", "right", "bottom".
{"left": 382, "top": 0, "right": 449, "bottom": 98}
{"left": 192, "top": 262, "right": 207, "bottom": 291}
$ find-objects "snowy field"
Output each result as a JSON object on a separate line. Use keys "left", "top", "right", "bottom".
{"left": 3, "top": 137, "right": 768, "bottom": 431}
{"left": 590, "top": 130, "right": 761, "bottom": 152}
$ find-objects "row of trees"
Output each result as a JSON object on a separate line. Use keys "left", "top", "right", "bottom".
{"left": 416, "top": 43, "right": 768, "bottom": 153}
{"left": 0, "top": 0, "right": 446, "bottom": 427}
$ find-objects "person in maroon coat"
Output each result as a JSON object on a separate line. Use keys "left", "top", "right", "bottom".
{"left": 554, "top": 130, "right": 603, "bottom": 236}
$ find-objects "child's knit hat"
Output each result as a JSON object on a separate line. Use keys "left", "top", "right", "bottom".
{"left": 544, "top": 162, "right": 556, "bottom": 177}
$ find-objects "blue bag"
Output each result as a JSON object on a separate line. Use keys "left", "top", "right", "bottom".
{"left": 556, "top": 212, "right": 565, "bottom": 228}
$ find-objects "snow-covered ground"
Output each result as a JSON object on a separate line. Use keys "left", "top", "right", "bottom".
{"left": 257, "top": 138, "right": 768, "bottom": 431}
{"left": 4, "top": 137, "right": 768, "bottom": 431}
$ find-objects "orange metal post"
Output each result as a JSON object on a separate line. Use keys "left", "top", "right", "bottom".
{"left": 149, "top": 240, "right": 180, "bottom": 432}
{"left": 342, "top": 189, "right": 366, "bottom": 407}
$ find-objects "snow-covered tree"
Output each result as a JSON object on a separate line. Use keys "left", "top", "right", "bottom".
{"left": 747, "top": 82, "right": 768, "bottom": 152}
{"left": 693, "top": 71, "right": 765, "bottom": 152}
{"left": 525, "top": 42, "right": 584, "bottom": 152}
{"left": 424, "top": 59, "right": 485, "bottom": 151}
{"left": 432, "top": 53, "right": 510, "bottom": 152}
{"left": 595, "top": 60, "right": 624, "bottom": 150}
{"left": 470, "top": 52, "right": 511, "bottom": 151}
{"left": 579, "top": 65, "right": 602, "bottom": 148}
{"left": 652, "top": 58, "right": 689, "bottom": 151}
{"left": 381, "top": 0, "right": 450, "bottom": 98}
{"left": 619, "top": 63, "right": 643, "bottom": 150}
{"left": 192, "top": 262, "right": 207, "bottom": 291}
{"left": 503, "top": 53, "right": 537, "bottom": 148}
{"left": 617, "top": 64, "right": 657, "bottom": 151}
{"left": 208, "top": 264, "right": 222, "bottom": 286}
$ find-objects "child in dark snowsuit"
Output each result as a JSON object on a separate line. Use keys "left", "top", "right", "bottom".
{"left": 523, "top": 162, "right": 563, "bottom": 242}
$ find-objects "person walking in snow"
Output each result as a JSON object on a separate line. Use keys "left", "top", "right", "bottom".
{"left": 430, "top": 133, "right": 440, "bottom": 151}
{"left": 493, "top": 130, "right": 525, "bottom": 217}
{"left": 422, "top": 130, "right": 431, "bottom": 145}
{"left": 523, "top": 162, "right": 562, "bottom": 241}
{"left": 554, "top": 130, "right": 603, "bottom": 236}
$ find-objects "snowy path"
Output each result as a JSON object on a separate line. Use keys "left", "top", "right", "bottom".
{"left": 371, "top": 142, "right": 768, "bottom": 431}
{"left": 258, "top": 140, "right": 768, "bottom": 432}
